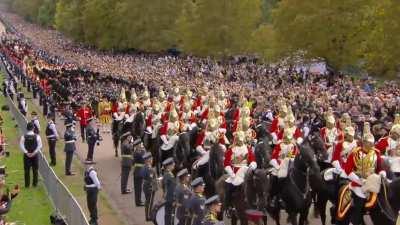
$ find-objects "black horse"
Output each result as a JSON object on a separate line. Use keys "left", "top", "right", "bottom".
{"left": 245, "top": 169, "right": 270, "bottom": 225}
{"left": 267, "top": 136, "right": 323, "bottom": 225}
{"left": 254, "top": 121, "right": 273, "bottom": 169}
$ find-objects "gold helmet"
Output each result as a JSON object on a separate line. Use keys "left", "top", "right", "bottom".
{"left": 184, "top": 102, "right": 191, "bottom": 112}
{"left": 344, "top": 126, "right": 355, "bottom": 137}
{"left": 209, "top": 96, "right": 217, "bottom": 107}
{"left": 241, "top": 106, "right": 251, "bottom": 118}
{"left": 159, "top": 89, "right": 166, "bottom": 100}
{"left": 390, "top": 114, "right": 400, "bottom": 135}
{"left": 173, "top": 87, "right": 180, "bottom": 96}
{"left": 362, "top": 122, "right": 374, "bottom": 143}
{"left": 185, "top": 89, "right": 193, "bottom": 98}
{"left": 285, "top": 112, "right": 295, "bottom": 125}
{"left": 143, "top": 90, "right": 150, "bottom": 99}
{"left": 153, "top": 102, "right": 161, "bottom": 113}
{"left": 235, "top": 131, "right": 246, "bottom": 144}
{"left": 241, "top": 117, "right": 251, "bottom": 130}
{"left": 325, "top": 109, "right": 335, "bottom": 125}
{"left": 169, "top": 109, "right": 179, "bottom": 122}
{"left": 207, "top": 118, "right": 219, "bottom": 131}
{"left": 218, "top": 90, "right": 226, "bottom": 99}
{"left": 120, "top": 87, "right": 126, "bottom": 101}
{"left": 278, "top": 99, "right": 288, "bottom": 115}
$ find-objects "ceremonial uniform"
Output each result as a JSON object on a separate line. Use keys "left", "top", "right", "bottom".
{"left": 64, "top": 123, "right": 77, "bottom": 175}
{"left": 76, "top": 105, "right": 92, "bottom": 142}
{"left": 188, "top": 178, "right": 206, "bottom": 225}
{"left": 159, "top": 114, "right": 180, "bottom": 162}
{"left": 140, "top": 152, "right": 158, "bottom": 221}
{"left": 202, "top": 195, "right": 223, "bottom": 225}
{"left": 162, "top": 158, "right": 176, "bottom": 225}
{"left": 98, "top": 99, "right": 112, "bottom": 126}
{"left": 174, "top": 170, "right": 192, "bottom": 225}
{"left": 133, "top": 143, "right": 146, "bottom": 206}
{"left": 120, "top": 135, "right": 134, "bottom": 194}
{"left": 332, "top": 139, "right": 358, "bottom": 178}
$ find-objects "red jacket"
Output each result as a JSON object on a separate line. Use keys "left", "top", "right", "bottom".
{"left": 332, "top": 140, "right": 359, "bottom": 167}
{"left": 375, "top": 136, "right": 394, "bottom": 156}
{"left": 271, "top": 143, "right": 299, "bottom": 164}
{"left": 76, "top": 107, "right": 92, "bottom": 126}
{"left": 224, "top": 146, "right": 255, "bottom": 172}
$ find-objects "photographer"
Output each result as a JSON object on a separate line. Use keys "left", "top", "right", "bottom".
{"left": 0, "top": 174, "right": 20, "bottom": 225}
{"left": 85, "top": 117, "right": 101, "bottom": 164}
{"left": 19, "top": 122, "right": 42, "bottom": 188}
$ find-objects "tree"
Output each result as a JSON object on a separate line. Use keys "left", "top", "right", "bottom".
{"left": 270, "top": 0, "right": 372, "bottom": 71}
{"left": 37, "top": 0, "right": 56, "bottom": 27}
{"left": 54, "top": 0, "right": 84, "bottom": 41}
{"left": 178, "top": 0, "right": 263, "bottom": 57}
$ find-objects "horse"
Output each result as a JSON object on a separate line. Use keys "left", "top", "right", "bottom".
{"left": 254, "top": 121, "right": 273, "bottom": 169}
{"left": 267, "top": 138, "right": 323, "bottom": 225}
{"left": 244, "top": 169, "right": 270, "bottom": 225}
{"left": 174, "top": 131, "right": 192, "bottom": 172}
{"left": 335, "top": 176, "right": 400, "bottom": 225}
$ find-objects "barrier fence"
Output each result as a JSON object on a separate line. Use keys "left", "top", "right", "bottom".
{"left": 2, "top": 60, "right": 90, "bottom": 225}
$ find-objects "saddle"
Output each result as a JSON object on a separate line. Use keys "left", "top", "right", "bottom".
{"left": 336, "top": 184, "right": 377, "bottom": 221}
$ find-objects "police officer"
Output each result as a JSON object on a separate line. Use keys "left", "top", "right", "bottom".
{"left": 45, "top": 115, "right": 58, "bottom": 166}
{"left": 85, "top": 117, "right": 98, "bottom": 163}
{"left": 162, "top": 157, "right": 176, "bottom": 225}
{"left": 140, "top": 152, "right": 158, "bottom": 221}
{"left": 175, "top": 168, "right": 192, "bottom": 225}
{"left": 84, "top": 166, "right": 101, "bottom": 225}
{"left": 188, "top": 177, "right": 206, "bottom": 225}
{"left": 19, "top": 122, "right": 42, "bottom": 187}
{"left": 133, "top": 139, "right": 146, "bottom": 206}
{"left": 31, "top": 111, "right": 40, "bottom": 134}
{"left": 120, "top": 131, "right": 133, "bottom": 194}
{"left": 202, "top": 195, "right": 223, "bottom": 225}
{"left": 64, "top": 122, "right": 77, "bottom": 176}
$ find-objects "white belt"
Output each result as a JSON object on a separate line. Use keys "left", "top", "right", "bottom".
{"left": 47, "top": 135, "right": 56, "bottom": 138}
{"left": 65, "top": 140, "right": 75, "bottom": 143}
{"left": 85, "top": 184, "right": 97, "bottom": 188}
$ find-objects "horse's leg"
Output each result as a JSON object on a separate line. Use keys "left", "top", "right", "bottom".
{"left": 231, "top": 213, "right": 237, "bottom": 225}
{"left": 299, "top": 205, "right": 311, "bottom": 225}
{"left": 316, "top": 194, "right": 327, "bottom": 225}
{"left": 312, "top": 190, "right": 320, "bottom": 218}
{"left": 262, "top": 215, "right": 268, "bottom": 225}
{"left": 288, "top": 212, "right": 298, "bottom": 225}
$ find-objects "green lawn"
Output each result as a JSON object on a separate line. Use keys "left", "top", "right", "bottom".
{"left": 0, "top": 77, "right": 53, "bottom": 225}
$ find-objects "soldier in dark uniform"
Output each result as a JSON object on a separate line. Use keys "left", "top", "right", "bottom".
{"left": 19, "top": 122, "right": 42, "bottom": 187}
{"left": 175, "top": 168, "right": 192, "bottom": 225}
{"left": 45, "top": 115, "right": 58, "bottom": 166}
{"left": 84, "top": 166, "right": 101, "bottom": 225}
{"left": 64, "top": 122, "right": 77, "bottom": 176}
{"left": 120, "top": 131, "right": 134, "bottom": 194}
{"left": 133, "top": 139, "right": 146, "bottom": 206}
{"left": 162, "top": 157, "right": 176, "bottom": 225}
{"left": 140, "top": 152, "right": 158, "bottom": 221}
{"left": 188, "top": 177, "right": 206, "bottom": 225}
{"left": 85, "top": 117, "right": 99, "bottom": 163}
{"left": 202, "top": 195, "right": 223, "bottom": 225}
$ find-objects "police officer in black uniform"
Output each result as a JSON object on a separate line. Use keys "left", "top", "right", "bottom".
{"left": 175, "top": 168, "right": 192, "bottom": 225}
{"left": 84, "top": 166, "right": 101, "bottom": 225}
{"left": 133, "top": 139, "right": 146, "bottom": 206}
{"left": 45, "top": 115, "right": 58, "bottom": 166}
{"left": 85, "top": 117, "right": 99, "bottom": 163}
{"left": 120, "top": 131, "right": 134, "bottom": 194}
{"left": 140, "top": 152, "right": 158, "bottom": 221}
{"left": 64, "top": 122, "right": 77, "bottom": 175}
{"left": 162, "top": 157, "right": 176, "bottom": 225}
{"left": 188, "top": 177, "right": 206, "bottom": 225}
{"left": 19, "top": 122, "right": 43, "bottom": 187}
{"left": 202, "top": 195, "right": 223, "bottom": 225}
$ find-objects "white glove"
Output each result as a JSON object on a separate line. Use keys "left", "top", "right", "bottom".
{"left": 225, "top": 166, "right": 235, "bottom": 178}
{"left": 270, "top": 159, "right": 280, "bottom": 170}
{"left": 146, "top": 126, "right": 153, "bottom": 134}
{"left": 296, "top": 137, "right": 304, "bottom": 145}
{"left": 196, "top": 145, "right": 207, "bottom": 155}
{"left": 160, "top": 135, "right": 169, "bottom": 145}
{"left": 249, "top": 162, "right": 257, "bottom": 170}
{"left": 348, "top": 172, "right": 363, "bottom": 185}
{"left": 379, "top": 171, "right": 387, "bottom": 178}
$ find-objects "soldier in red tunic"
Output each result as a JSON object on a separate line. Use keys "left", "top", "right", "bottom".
{"left": 76, "top": 102, "right": 93, "bottom": 142}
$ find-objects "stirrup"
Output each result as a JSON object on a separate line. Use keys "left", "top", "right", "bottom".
{"left": 225, "top": 207, "right": 236, "bottom": 218}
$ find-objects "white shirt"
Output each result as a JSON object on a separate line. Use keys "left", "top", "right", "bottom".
{"left": 19, "top": 131, "right": 42, "bottom": 155}
{"left": 88, "top": 170, "right": 101, "bottom": 189}
{"left": 47, "top": 122, "right": 59, "bottom": 138}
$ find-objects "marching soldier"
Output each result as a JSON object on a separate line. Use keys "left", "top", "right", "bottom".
{"left": 76, "top": 102, "right": 92, "bottom": 142}
{"left": 140, "top": 152, "right": 158, "bottom": 221}
{"left": 120, "top": 132, "right": 134, "bottom": 194}
{"left": 98, "top": 96, "right": 112, "bottom": 133}
{"left": 84, "top": 166, "right": 101, "bottom": 225}
{"left": 202, "top": 195, "right": 223, "bottom": 225}
{"left": 162, "top": 157, "right": 176, "bottom": 225}
{"left": 188, "top": 177, "right": 206, "bottom": 225}
{"left": 133, "top": 140, "right": 146, "bottom": 206}
{"left": 344, "top": 122, "right": 386, "bottom": 225}
{"left": 175, "top": 168, "right": 192, "bottom": 225}
{"left": 64, "top": 122, "right": 77, "bottom": 176}
{"left": 45, "top": 115, "right": 59, "bottom": 166}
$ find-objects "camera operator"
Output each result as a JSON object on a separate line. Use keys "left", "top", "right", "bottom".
{"left": 85, "top": 117, "right": 101, "bottom": 164}
{"left": 19, "top": 122, "right": 42, "bottom": 188}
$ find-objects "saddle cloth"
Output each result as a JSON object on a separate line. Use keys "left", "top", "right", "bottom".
{"left": 336, "top": 184, "right": 377, "bottom": 221}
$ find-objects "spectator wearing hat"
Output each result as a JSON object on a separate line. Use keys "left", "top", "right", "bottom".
{"left": 162, "top": 157, "right": 176, "bottom": 225}
{"left": 76, "top": 102, "right": 92, "bottom": 142}
{"left": 187, "top": 177, "right": 206, "bottom": 225}
{"left": 64, "top": 122, "right": 77, "bottom": 176}
{"left": 19, "top": 122, "right": 42, "bottom": 187}
{"left": 85, "top": 117, "right": 99, "bottom": 164}
{"left": 45, "top": 115, "right": 58, "bottom": 166}
{"left": 140, "top": 152, "right": 158, "bottom": 221}
{"left": 175, "top": 168, "right": 192, "bottom": 225}
{"left": 202, "top": 195, "right": 223, "bottom": 225}
{"left": 30, "top": 111, "right": 40, "bottom": 135}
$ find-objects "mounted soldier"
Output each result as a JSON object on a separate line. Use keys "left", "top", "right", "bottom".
{"left": 159, "top": 109, "right": 180, "bottom": 163}
{"left": 269, "top": 101, "right": 288, "bottom": 144}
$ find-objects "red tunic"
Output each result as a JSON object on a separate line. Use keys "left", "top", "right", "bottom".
{"left": 223, "top": 146, "right": 255, "bottom": 173}
{"left": 277, "top": 127, "right": 303, "bottom": 141}
{"left": 271, "top": 143, "right": 299, "bottom": 164}
{"left": 320, "top": 127, "right": 344, "bottom": 148}
{"left": 76, "top": 107, "right": 92, "bottom": 126}
{"left": 332, "top": 141, "right": 359, "bottom": 167}
{"left": 375, "top": 136, "right": 392, "bottom": 155}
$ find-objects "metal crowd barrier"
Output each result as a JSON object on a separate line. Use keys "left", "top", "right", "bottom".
{"left": 3, "top": 65, "right": 90, "bottom": 225}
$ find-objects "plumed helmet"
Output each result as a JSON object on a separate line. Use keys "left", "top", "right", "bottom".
{"left": 344, "top": 126, "right": 355, "bottom": 136}
{"left": 363, "top": 122, "right": 374, "bottom": 143}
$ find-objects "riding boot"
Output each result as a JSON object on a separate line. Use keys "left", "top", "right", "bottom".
{"left": 350, "top": 193, "right": 366, "bottom": 225}
{"left": 269, "top": 175, "right": 279, "bottom": 208}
